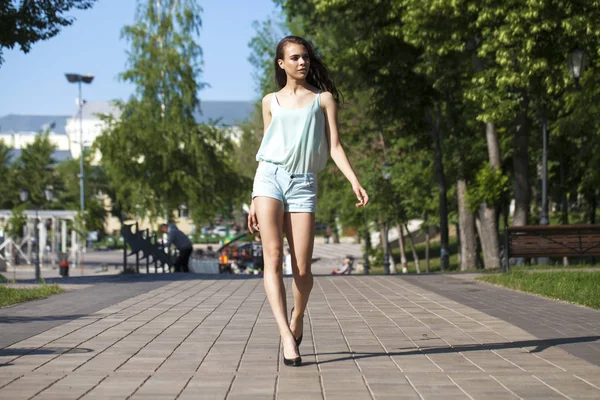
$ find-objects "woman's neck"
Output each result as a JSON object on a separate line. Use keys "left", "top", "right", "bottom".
{"left": 281, "top": 79, "right": 309, "bottom": 95}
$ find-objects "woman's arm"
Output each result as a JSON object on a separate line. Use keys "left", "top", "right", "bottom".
{"left": 248, "top": 93, "right": 274, "bottom": 233}
{"left": 321, "top": 92, "right": 369, "bottom": 208}
{"left": 262, "top": 93, "right": 273, "bottom": 133}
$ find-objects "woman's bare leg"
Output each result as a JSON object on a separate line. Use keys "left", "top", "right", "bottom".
{"left": 254, "top": 197, "right": 299, "bottom": 359}
{"left": 284, "top": 212, "right": 315, "bottom": 341}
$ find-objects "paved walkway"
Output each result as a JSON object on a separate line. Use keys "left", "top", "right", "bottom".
{"left": 2, "top": 242, "right": 363, "bottom": 280}
{"left": 1, "top": 274, "right": 600, "bottom": 399}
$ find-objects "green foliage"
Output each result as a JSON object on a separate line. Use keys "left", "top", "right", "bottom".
{"left": 466, "top": 164, "right": 509, "bottom": 212}
{"left": 0, "top": 0, "right": 97, "bottom": 66}
{"left": 96, "top": 0, "right": 243, "bottom": 223}
{"left": 268, "top": 0, "right": 600, "bottom": 254}
{"left": 55, "top": 152, "right": 108, "bottom": 234}
{"left": 248, "top": 12, "right": 289, "bottom": 96}
{"left": 13, "top": 133, "right": 59, "bottom": 208}
{"left": 0, "top": 140, "right": 15, "bottom": 208}
{"left": 7, "top": 204, "right": 27, "bottom": 238}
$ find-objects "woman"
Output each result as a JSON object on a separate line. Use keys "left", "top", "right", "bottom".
{"left": 247, "top": 36, "right": 369, "bottom": 366}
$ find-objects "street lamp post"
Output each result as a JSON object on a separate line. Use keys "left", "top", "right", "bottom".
{"left": 19, "top": 188, "right": 53, "bottom": 282}
{"left": 64, "top": 73, "right": 94, "bottom": 217}
{"left": 382, "top": 162, "right": 392, "bottom": 275}
{"left": 65, "top": 73, "right": 94, "bottom": 271}
{"left": 537, "top": 49, "right": 586, "bottom": 264}
{"left": 540, "top": 112, "right": 549, "bottom": 226}
{"left": 539, "top": 49, "right": 587, "bottom": 228}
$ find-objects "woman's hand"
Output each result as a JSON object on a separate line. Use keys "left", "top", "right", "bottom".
{"left": 352, "top": 183, "right": 369, "bottom": 208}
{"left": 248, "top": 199, "right": 259, "bottom": 233}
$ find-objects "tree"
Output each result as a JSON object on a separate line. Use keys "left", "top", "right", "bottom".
{"left": 97, "top": 0, "right": 243, "bottom": 224}
{"left": 0, "top": 0, "right": 97, "bottom": 66}
{"left": 248, "top": 13, "right": 290, "bottom": 97}
{"left": 14, "top": 133, "right": 59, "bottom": 208}
{"left": 55, "top": 152, "right": 108, "bottom": 235}
{"left": 0, "top": 140, "right": 15, "bottom": 209}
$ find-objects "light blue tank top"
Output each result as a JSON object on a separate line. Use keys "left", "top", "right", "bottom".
{"left": 255, "top": 91, "right": 329, "bottom": 174}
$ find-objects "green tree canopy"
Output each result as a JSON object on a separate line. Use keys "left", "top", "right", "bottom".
{"left": 97, "top": 0, "right": 243, "bottom": 223}
{"left": 0, "top": 0, "right": 97, "bottom": 66}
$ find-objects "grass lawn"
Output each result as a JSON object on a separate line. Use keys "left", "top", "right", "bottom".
{"left": 510, "top": 264, "right": 600, "bottom": 271}
{"left": 0, "top": 284, "right": 64, "bottom": 308}
{"left": 476, "top": 271, "right": 600, "bottom": 310}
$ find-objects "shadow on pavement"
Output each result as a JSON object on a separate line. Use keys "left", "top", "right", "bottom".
{"left": 308, "top": 335, "right": 600, "bottom": 364}
{"left": 0, "top": 314, "right": 91, "bottom": 324}
{"left": 0, "top": 346, "right": 93, "bottom": 357}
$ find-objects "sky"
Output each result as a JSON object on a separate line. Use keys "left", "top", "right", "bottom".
{"left": 0, "top": 0, "right": 281, "bottom": 116}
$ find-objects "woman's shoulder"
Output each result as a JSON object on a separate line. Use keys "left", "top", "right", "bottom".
{"left": 318, "top": 91, "right": 335, "bottom": 107}
{"left": 262, "top": 92, "right": 275, "bottom": 105}
{"left": 262, "top": 93, "right": 275, "bottom": 113}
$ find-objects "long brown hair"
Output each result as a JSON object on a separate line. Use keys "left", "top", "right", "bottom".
{"left": 274, "top": 36, "right": 342, "bottom": 104}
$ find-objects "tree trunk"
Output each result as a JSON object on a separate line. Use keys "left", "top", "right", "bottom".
{"left": 433, "top": 104, "right": 450, "bottom": 270}
{"left": 405, "top": 222, "right": 421, "bottom": 274}
{"left": 475, "top": 122, "right": 502, "bottom": 269}
{"left": 486, "top": 121, "right": 501, "bottom": 168}
{"left": 457, "top": 179, "right": 477, "bottom": 271}
{"left": 513, "top": 110, "right": 531, "bottom": 226}
{"left": 590, "top": 194, "right": 597, "bottom": 225}
{"left": 425, "top": 230, "right": 431, "bottom": 273}
{"left": 397, "top": 224, "right": 408, "bottom": 273}
{"left": 455, "top": 222, "right": 461, "bottom": 265}
{"left": 476, "top": 204, "right": 501, "bottom": 269}
{"left": 381, "top": 223, "right": 395, "bottom": 274}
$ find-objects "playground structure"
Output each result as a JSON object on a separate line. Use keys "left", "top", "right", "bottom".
{"left": 0, "top": 210, "right": 79, "bottom": 275}
{"left": 121, "top": 222, "right": 174, "bottom": 273}
{"left": 121, "top": 222, "right": 223, "bottom": 274}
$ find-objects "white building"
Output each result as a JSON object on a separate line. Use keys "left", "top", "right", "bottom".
{"left": 65, "top": 101, "right": 121, "bottom": 160}
{"left": 1, "top": 100, "right": 253, "bottom": 159}
{"left": 1, "top": 100, "right": 255, "bottom": 234}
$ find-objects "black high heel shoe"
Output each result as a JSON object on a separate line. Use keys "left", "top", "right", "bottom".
{"left": 290, "top": 307, "right": 303, "bottom": 348}
{"left": 282, "top": 347, "right": 302, "bottom": 367}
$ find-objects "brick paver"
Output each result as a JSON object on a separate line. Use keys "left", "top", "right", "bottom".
{"left": 0, "top": 274, "right": 189, "bottom": 349}
{"left": 1, "top": 275, "right": 599, "bottom": 399}
{"left": 403, "top": 274, "right": 600, "bottom": 367}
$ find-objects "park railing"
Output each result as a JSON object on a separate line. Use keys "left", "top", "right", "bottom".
{"left": 121, "top": 222, "right": 174, "bottom": 273}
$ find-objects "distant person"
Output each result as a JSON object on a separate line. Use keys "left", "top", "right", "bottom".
{"left": 206, "top": 245, "right": 215, "bottom": 258}
{"left": 252, "top": 233, "right": 264, "bottom": 271}
{"left": 284, "top": 248, "right": 293, "bottom": 275}
{"left": 331, "top": 256, "right": 353, "bottom": 275}
{"left": 160, "top": 223, "right": 193, "bottom": 273}
{"left": 324, "top": 225, "right": 332, "bottom": 244}
{"left": 246, "top": 36, "right": 369, "bottom": 366}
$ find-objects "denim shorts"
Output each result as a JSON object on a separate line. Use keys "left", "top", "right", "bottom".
{"left": 252, "top": 161, "right": 317, "bottom": 213}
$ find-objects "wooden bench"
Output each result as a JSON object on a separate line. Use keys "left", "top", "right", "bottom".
{"left": 504, "top": 225, "right": 600, "bottom": 271}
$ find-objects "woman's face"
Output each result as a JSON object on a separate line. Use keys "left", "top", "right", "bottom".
{"left": 278, "top": 43, "right": 310, "bottom": 80}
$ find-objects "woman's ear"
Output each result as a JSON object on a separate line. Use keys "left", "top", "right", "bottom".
{"left": 277, "top": 59, "right": 284, "bottom": 69}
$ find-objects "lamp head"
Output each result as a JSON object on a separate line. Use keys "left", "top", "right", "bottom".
{"left": 19, "top": 189, "right": 29, "bottom": 202}
{"left": 568, "top": 49, "right": 587, "bottom": 81}
{"left": 44, "top": 188, "right": 54, "bottom": 202}
{"left": 382, "top": 162, "right": 392, "bottom": 181}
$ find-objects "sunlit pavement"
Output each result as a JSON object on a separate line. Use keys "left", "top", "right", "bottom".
{"left": 1, "top": 271, "right": 600, "bottom": 399}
